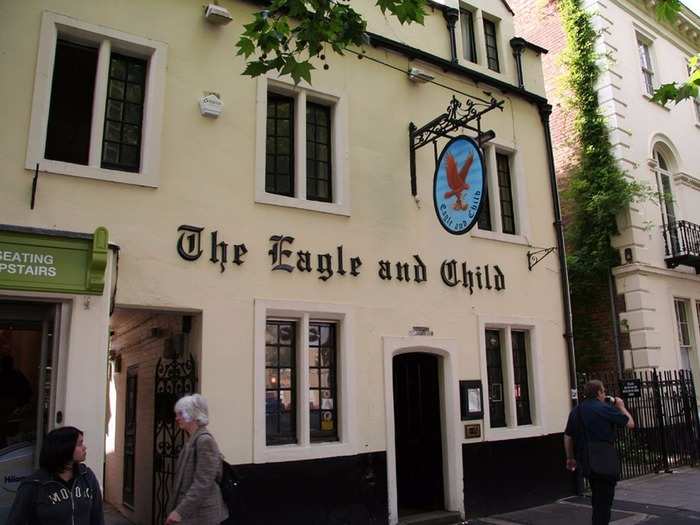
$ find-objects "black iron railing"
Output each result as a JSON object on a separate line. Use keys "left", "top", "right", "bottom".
{"left": 577, "top": 369, "right": 700, "bottom": 481}
{"left": 663, "top": 220, "right": 700, "bottom": 267}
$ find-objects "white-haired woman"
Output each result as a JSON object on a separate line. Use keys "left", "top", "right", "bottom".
{"left": 165, "top": 394, "right": 228, "bottom": 525}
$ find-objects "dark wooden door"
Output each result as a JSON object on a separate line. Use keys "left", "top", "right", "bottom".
{"left": 123, "top": 365, "right": 138, "bottom": 508}
{"left": 393, "top": 353, "right": 444, "bottom": 516}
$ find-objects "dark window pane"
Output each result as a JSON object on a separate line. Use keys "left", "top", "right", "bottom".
{"left": 483, "top": 19, "right": 500, "bottom": 72}
{"left": 266, "top": 94, "right": 294, "bottom": 197}
{"left": 45, "top": 39, "right": 98, "bottom": 165}
{"left": 486, "top": 329, "right": 506, "bottom": 428}
{"left": 101, "top": 53, "right": 147, "bottom": 172}
{"left": 107, "top": 100, "right": 124, "bottom": 121}
{"left": 512, "top": 331, "right": 532, "bottom": 425}
{"left": 496, "top": 153, "right": 516, "bottom": 234}
{"left": 102, "top": 142, "right": 119, "bottom": 164}
{"left": 478, "top": 165, "right": 492, "bottom": 231}
{"left": 306, "top": 102, "right": 333, "bottom": 202}
{"left": 309, "top": 322, "right": 338, "bottom": 442}
{"left": 266, "top": 320, "right": 297, "bottom": 445}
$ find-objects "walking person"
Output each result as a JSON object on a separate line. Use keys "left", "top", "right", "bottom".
{"left": 6, "top": 426, "right": 104, "bottom": 525}
{"left": 564, "top": 380, "right": 635, "bottom": 525}
{"left": 166, "top": 394, "right": 228, "bottom": 525}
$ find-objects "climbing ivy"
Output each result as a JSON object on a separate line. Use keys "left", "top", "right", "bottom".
{"left": 557, "top": 0, "right": 647, "bottom": 288}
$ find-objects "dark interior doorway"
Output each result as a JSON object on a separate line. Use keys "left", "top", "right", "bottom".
{"left": 393, "top": 352, "right": 444, "bottom": 516}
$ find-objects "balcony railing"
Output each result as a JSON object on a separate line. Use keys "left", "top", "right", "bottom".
{"left": 663, "top": 220, "right": 700, "bottom": 272}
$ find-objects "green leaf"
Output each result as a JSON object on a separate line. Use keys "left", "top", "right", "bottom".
{"left": 242, "top": 61, "right": 271, "bottom": 78}
{"left": 236, "top": 37, "right": 256, "bottom": 58}
{"left": 654, "top": 0, "right": 682, "bottom": 23}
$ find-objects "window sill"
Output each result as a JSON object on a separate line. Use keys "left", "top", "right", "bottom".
{"left": 255, "top": 190, "right": 351, "bottom": 216}
{"left": 255, "top": 440, "right": 356, "bottom": 464}
{"left": 642, "top": 93, "right": 670, "bottom": 111}
{"left": 485, "top": 424, "right": 545, "bottom": 441}
{"left": 27, "top": 159, "right": 158, "bottom": 188}
{"left": 471, "top": 229, "right": 528, "bottom": 246}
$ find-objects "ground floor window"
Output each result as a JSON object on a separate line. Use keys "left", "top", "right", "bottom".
{"left": 674, "top": 299, "right": 694, "bottom": 370}
{"left": 256, "top": 300, "right": 354, "bottom": 461}
{"left": 483, "top": 325, "right": 534, "bottom": 429}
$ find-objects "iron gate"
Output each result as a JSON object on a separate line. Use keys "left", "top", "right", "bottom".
{"left": 152, "top": 355, "right": 197, "bottom": 525}
{"left": 578, "top": 369, "right": 700, "bottom": 481}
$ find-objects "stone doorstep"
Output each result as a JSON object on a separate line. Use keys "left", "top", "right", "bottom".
{"left": 399, "top": 510, "right": 465, "bottom": 525}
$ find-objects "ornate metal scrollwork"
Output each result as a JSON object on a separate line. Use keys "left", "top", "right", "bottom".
{"left": 409, "top": 93, "right": 504, "bottom": 196}
{"left": 152, "top": 355, "right": 197, "bottom": 525}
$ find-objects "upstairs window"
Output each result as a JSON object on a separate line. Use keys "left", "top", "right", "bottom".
{"left": 477, "top": 148, "right": 519, "bottom": 236}
{"left": 306, "top": 103, "right": 333, "bottom": 202}
{"left": 257, "top": 79, "right": 349, "bottom": 215}
{"left": 266, "top": 94, "right": 295, "bottom": 197}
{"left": 496, "top": 153, "right": 516, "bottom": 234}
{"left": 483, "top": 19, "right": 500, "bottom": 72}
{"left": 26, "top": 12, "right": 166, "bottom": 186}
{"left": 637, "top": 38, "right": 655, "bottom": 96}
{"left": 460, "top": 8, "right": 477, "bottom": 63}
{"left": 101, "top": 54, "right": 147, "bottom": 172}
{"left": 45, "top": 40, "right": 98, "bottom": 166}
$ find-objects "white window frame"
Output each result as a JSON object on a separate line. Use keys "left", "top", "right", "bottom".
{"left": 472, "top": 142, "right": 529, "bottom": 244}
{"left": 674, "top": 298, "right": 694, "bottom": 370}
{"left": 459, "top": 5, "right": 478, "bottom": 64}
{"left": 25, "top": 11, "right": 166, "bottom": 187}
{"left": 255, "top": 76, "right": 350, "bottom": 216}
{"left": 478, "top": 315, "right": 545, "bottom": 441}
{"left": 253, "top": 299, "right": 356, "bottom": 463}
{"left": 456, "top": 5, "right": 509, "bottom": 80}
{"left": 636, "top": 32, "right": 656, "bottom": 97}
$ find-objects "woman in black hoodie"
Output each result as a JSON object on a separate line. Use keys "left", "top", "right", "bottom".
{"left": 7, "top": 426, "right": 104, "bottom": 525}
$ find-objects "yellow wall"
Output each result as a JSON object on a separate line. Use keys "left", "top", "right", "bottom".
{"left": 0, "top": 0, "right": 571, "bottom": 470}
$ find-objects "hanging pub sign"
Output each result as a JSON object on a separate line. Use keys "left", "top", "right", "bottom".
{"left": 433, "top": 136, "right": 486, "bottom": 235}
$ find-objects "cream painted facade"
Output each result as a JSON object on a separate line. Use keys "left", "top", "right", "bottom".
{"left": 577, "top": 0, "right": 700, "bottom": 390}
{"left": 1, "top": 0, "right": 574, "bottom": 522}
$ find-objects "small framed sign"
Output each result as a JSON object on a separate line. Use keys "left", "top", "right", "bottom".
{"left": 459, "top": 380, "right": 484, "bottom": 421}
{"left": 619, "top": 378, "right": 642, "bottom": 399}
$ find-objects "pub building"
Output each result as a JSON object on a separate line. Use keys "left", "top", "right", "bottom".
{"left": 0, "top": 0, "right": 576, "bottom": 523}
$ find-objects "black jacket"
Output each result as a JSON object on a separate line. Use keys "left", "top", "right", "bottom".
{"left": 6, "top": 464, "right": 104, "bottom": 525}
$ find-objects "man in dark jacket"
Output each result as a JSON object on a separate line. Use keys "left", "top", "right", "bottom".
{"left": 564, "top": 380, "right": 635, "bottom": 525}
{"left": 6, "top": 459, "right": 104, "bottom": 524}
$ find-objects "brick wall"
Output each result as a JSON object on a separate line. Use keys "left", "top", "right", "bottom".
{"left": 511, "top": 1, "right": 625, "bottom": 373}
{"left": 105, "top": 309, "right": 184, "bottom": 525}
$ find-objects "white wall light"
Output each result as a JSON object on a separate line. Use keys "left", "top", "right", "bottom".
{"left": 203, "top": 4, "right": 233, "bottom": 25}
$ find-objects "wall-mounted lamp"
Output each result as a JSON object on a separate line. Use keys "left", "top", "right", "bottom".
{"left": 408, "top": 67, "right": 435, "bottom": 83}
{"left": 203, "top": 4, "right": 232, "bottom": 25}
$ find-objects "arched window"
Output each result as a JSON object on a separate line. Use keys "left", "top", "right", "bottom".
{"left": 653, "top": 148, "right": 676, "bottom": 227}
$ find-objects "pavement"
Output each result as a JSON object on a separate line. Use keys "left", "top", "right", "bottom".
{"left": 469, "top": 467, "right": 700, "bottom": 525}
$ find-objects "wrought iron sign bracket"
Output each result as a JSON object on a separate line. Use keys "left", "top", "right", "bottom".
{"left": 527, "top": 247, "right": 556, "bottom": 271}
{"left": 409, "top": 94, "right": 504, "bottom": 197}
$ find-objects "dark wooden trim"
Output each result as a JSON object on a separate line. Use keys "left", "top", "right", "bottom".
{"left": 367, "top": 32, "right": 548, "bottom": 107}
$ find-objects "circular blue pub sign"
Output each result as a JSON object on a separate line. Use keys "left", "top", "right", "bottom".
{"left": 433, "top": 136, "right": 486, "bottom": 235}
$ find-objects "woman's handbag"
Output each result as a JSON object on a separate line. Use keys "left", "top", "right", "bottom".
{"left": 576, "top": 404, "right": 620, "bottom": 478}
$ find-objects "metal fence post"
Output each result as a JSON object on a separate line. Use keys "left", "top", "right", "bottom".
{"left": 652, "top": 370, "right": 671, "bottom": 473}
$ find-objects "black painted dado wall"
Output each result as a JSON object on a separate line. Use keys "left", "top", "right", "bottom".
{"left": 463, "top": 433, "right": 575, "bottom": 518}
{"left": 229, "top": 452, "right": 388, "bottom": 525}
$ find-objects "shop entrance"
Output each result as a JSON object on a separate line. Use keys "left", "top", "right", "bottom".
{"left": 0, "top": 300, "right": 61, "bottom": 522}
{"left": 392, "top": 352, "right": 444, "bottom": 517}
